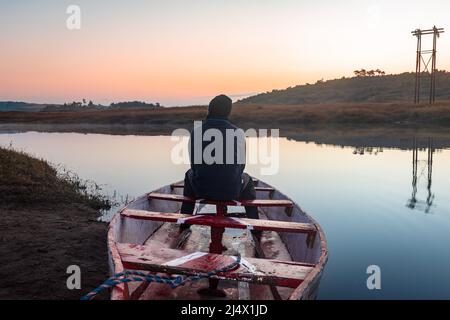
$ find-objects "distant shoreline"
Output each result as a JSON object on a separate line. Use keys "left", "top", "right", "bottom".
{"left": 2, "top": 102, "right": 450, "bottom": 127}
{"left": 1, "top": 102, "right": 450, "bottom": 148}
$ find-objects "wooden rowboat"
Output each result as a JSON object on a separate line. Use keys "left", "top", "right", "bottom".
{"left": 108, "top": 177, "right": 328, "bottom": 300}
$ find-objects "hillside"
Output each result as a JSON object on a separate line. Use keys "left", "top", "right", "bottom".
{"left": 0, "top": 101, "right": 45, "bottom": 112}
{"left": 238, "top": 72, "right": 450, "bottom": 105}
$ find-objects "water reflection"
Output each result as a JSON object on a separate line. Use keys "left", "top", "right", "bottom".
{"left": 349, "top": 138, "right": 438, "bottom": 214}
{"left": 407, "top": 138, "right": 435, "bottom": 214}
{"left": 1, "top": 131, "right": 450, "bottom": 299}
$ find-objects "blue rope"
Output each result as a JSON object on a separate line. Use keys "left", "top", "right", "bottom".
{"left": 81, "top": 254, "right": 241, "bottom": 300}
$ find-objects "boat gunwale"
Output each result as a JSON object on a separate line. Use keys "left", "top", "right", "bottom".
{"left": 255, "top": 180, "right": 328, "bottom": 300}
{"left": 107, "top": 179, "right": 328, "bottom": 300}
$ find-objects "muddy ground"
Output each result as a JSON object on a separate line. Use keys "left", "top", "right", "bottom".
{"left": 0, "top": 203, "right": 109, "bottom": 300}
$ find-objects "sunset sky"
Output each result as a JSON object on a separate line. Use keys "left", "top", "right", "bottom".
{"left": 0, "top": 0, "right": 449, "bottom": 106}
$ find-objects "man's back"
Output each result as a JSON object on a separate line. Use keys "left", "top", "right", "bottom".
{"left": 180, "top": 94, "right": 258, "bottom": 223}
{"left": 189, "top": 117, "right": 245, "bottom": 201}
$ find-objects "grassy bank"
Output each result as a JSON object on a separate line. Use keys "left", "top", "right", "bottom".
{"left": 0, "top": 147, "right": 111, "bottom": 299}
{"left": 1, "top": 102, "right": 450, "bottom": 136}
{"left": 0, "top": 147, "right": 111, "bottom": 208}
{"left": 238, "top": 72, "right": 450, "bottom": 104}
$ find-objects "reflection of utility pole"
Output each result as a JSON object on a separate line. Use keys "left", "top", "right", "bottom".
{"left": 426, "top": 138, "right": 434, "bottom": 211}
{"left": 409, "top": 138, "right": 418, "bottom": 208}
{"left": 407, "top": 138, "right": 434, "bottom": 213}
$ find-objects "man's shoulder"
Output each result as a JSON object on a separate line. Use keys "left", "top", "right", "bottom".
{"left": 204, "top": 118, "right": 240, "bottom": 129}
{"left": 189, "top": 119, "right": 243, "bottom": 136}
{"left": 225, "top": 121, "right": 239, "bottom": 130}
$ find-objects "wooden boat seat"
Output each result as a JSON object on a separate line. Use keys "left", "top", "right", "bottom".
{"left": 121, "top": 209, "right": 316, "bottom": 235}
{"left": 170, "top": 183, "right": 275, "bottom": 193}
{"left": 147, "top": 192, "right": 293, "bottom": 208}
{"left": 117, "top": 243, "right": 313, "bottom": 288}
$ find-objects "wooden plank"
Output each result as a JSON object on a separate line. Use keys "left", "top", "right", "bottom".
{"left": 171, "top": 183, "right": 274, "bottom": 192}
{"left": 121, "top": 209, "right": 316, "bottom": 235}
{"left": 236, "top": 241, "right": 250, "bottom": 300}
{"left": 254, "top": 187, "right": 275, "bottom": 192}
{"left": 117, "top": 243, "right": 312, "bottom": 288}
{"left": 147, "top": 193, "right": 293, "bottom": 208}
{"left": 251, "top": 233, "right": 283, "bottom": 300}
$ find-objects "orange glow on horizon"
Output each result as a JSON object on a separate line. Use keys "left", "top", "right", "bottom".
{"left": 1, "top": 1, "right": 449, "bottom": 106}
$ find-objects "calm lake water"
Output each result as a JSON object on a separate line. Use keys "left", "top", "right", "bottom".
{"left": 1, "top": 131, "right": 450, "bottom": 299}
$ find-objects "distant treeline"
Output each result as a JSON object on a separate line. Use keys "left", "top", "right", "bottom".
{"left": 238, "top": 71, "right": 450, "bottom": 105}
{"left": 0, "top": 100, "right": 163, "bottom": 112}
{"left": 44, "top": 100, "right": 162, "bottom": 112}
{"left": 110, "top": 101, "right": 161, "bottom": 109}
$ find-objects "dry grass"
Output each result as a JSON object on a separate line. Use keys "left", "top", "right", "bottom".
{"left": 0, "top": 106, "right": 206, "bottom": 125}
{"left": 0, "top": 147, "right": 111, "bottom": 209}
{"left": 234, "top": 101, "right": 450, "bottom": 129}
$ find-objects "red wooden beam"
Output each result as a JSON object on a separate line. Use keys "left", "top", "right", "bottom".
{"left": 117, "top": 243, "right": 312, "bottom": 288}
{"left": 121, "top": 209, "right": 316, "bottom": 235}
{"left": 170, "top": 184, "right": 274, "bottom": 192}
{"left": 147, "top": 192, "right": 293, "bottom": 208}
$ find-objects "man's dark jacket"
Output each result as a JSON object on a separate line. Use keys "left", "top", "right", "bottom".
{"left": 189, "top": 117, "right": 245, "bottom": 201}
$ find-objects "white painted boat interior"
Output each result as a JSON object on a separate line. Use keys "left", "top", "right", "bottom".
{"left": 108, "top": 179, "right": 327, "bottom": 300}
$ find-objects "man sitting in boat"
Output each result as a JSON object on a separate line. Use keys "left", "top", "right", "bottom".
{"left": 179, "top": 94, "right": 259, "bottom": 242}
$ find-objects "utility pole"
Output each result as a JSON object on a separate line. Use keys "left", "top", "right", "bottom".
{"left": 411, "top": 26, "right": 444, "bottom": 104}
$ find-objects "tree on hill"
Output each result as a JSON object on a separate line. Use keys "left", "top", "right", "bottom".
{"left": 354, "top": 69, "right": 366, "bottom": 77}
{"left": 354, "top": 69, "right": 386, "bottom": 77}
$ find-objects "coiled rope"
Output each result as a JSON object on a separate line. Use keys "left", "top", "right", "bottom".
{"left": 81, "top": 254, "right": 241, "bottom": 300}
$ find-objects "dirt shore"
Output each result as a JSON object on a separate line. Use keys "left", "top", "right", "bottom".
{"left": 0, "top": 204, "right": 109, "bottom": 300}
{"left": 0, "top": 147, "right": 110, "bottom": 300}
